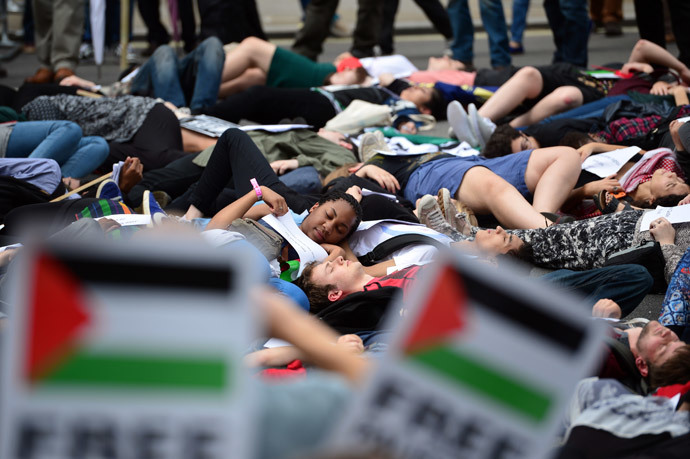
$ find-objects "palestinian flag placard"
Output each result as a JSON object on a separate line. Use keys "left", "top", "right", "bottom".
{"left": 1, "top": 238, "right": 259, "bottom": 459}
{"left": 327, "top": 254, "right": 606, "bottom": 459}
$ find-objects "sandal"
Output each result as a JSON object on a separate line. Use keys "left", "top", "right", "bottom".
{"left": 541, "top": 212, "right": 575, "bottom": 225}
{"left": 594, "top": 190, "right": 632, "bottom": 214}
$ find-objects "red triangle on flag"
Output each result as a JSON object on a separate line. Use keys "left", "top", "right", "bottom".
{"left": 403, "top": 265, "right": 466, "bottom": 354}
{"left": 26, "top": 252, "right": 90, "bottom": 382}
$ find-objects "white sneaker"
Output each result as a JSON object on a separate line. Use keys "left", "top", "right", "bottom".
{"left": 359, "top": 130, "right": 391, "bottom": 162}
{"left": 416, "top": 194, "right": 464, "bottom": 241}
{"left": 468, "top": 103, "right": 496, "bottom": 150}
{"left": 447, "top": 101, "right": 479, "bottom": 147}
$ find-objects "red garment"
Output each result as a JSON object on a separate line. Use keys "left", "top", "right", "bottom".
{"left": 259, "top": 359, "right": 307, "bottom": 380}
{"left": 654, "top": 381, "right": 690, "bottom": 399}
{"left": 363, "top": 265, "right": 423, "bottom": 298}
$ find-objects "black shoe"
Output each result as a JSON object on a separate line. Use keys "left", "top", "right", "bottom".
{"left": 604, "top": 22, "right": 623, "bottom": 37}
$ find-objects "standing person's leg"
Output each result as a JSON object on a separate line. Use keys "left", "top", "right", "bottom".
{"left": 30, "top": 0, "right": 53, "bottom": 73}
{"left": 138, "top": 0, "right": 170, "bottom": 50}
{"left": 178, "top": 0, "right": 197, "bottom": 52}
{"left": 666, "top": 0, "right": 690, "bottom": 68}
{"left": 478, "top": 0, "right": 511, "bottom": 69}
{"left": 60, "top": 137, "right": 110, "bottom": 178}
{"left": 51, "top": 0, "right": 84, "bottom": 75}
{"left": 201, "top": 87, "right": 336, "bottom": 127}
{"left": 130, "top": 45, "right": 186, "bottom": 107}
{"left": 350, "top": 0, "right": 384, "bottom": 58}
{"left": 292, "top": 0, "right": 338, "bottom": 61}
{"left": 633, "top": 0, "right": 665, "bottom": 49}
{"left": 379, "top": 0, "right": 400, "bottom": 55}
{"left": 478, "top": 66, "right": 544, "bottom": 121}
{"left": 545, "top": 0, "right": 588, "bottom": 67}
{"left": 601, "top": 0, "right": 623, "bottom": 31}
{"left": 455, "top": 166, "right": 550, "bottom": 229}
{"left": 447, "top": 0, "right": 474, "bottom": 68}
{"left": 414, "top": 0, "right": 453, "bottom": 41}
{"left": 523, "top": 146, "right": 581, "bottom": 213}
{"left": 510, "top": 0, "right": 530, "bottom": 49}
{"left": 178, "top": 37, "right": 225, "bottom": 111}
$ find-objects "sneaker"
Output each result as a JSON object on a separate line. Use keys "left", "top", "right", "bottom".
{"left": 359, "top": 130, "right": 391, "bottom": 162}
{"left": 447, "top": 101, "right": 479, "bottom": 147}
{"left": 604, "top": 21, "right": 623, "bottom": 37}
{"left": 450, "top": 212, "right": 474, "bottom": 237}
{"left": 113, "top": 43, "right": 138, "bottom": 63}
{"left": 436, "top": 188, "right": 455, "bottom": 225}
{"left": 416, "top": 194, "right": 463, "bottom": 241}
{"left": 329, "top": 18, "right": 351, "bottom": 38}
{"left": 142, "top": 190, "right": 167, "bottom": 226}
{"left": 467, "top": 103, "right": 495, "bottom": 149}
{"left": 96, "top": 179, "right": 123, "bottom": 201}
{"left": 79, "top": 42, "right": 94, "bottom": 61}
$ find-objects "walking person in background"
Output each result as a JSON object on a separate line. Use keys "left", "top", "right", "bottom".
{"left": 379, "top": 0, "right": 453, "bottom": 55}
{"left": 543, "top": 0, "right": 590, "bottom": 67}
{"left": 447, "top": 0, "right": 511, "bottom": 70}
{"left": 509, "top": 0, "right": 530, "bottom": 54}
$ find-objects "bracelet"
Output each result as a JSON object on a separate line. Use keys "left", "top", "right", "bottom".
{"left": 250, "top": 178, "right": 262, "bottom": 201}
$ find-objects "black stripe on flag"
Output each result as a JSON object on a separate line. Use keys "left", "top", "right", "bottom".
{"left": 460, "top": 269, "right": 585, "bottom": 354}
{"left": 58, "top": 256, "right": 233, "bottom": 293}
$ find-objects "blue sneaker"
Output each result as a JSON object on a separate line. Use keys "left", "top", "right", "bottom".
{"left": 142, "top": 190, "right": 167, "bottom": 226}
{"left": 96, "top": 179, "right": 123, "bottom": 201}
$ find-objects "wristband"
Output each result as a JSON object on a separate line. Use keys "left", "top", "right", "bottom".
{"left": 250, "top": 178, "right": 262, "bottom": 201}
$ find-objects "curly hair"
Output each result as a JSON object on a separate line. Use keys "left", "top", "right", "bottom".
{"left": 294, "top": 261, "right": 337, "bottom": 313}
{"left": 483, "top": 124, "right": 521, "bottom": 158}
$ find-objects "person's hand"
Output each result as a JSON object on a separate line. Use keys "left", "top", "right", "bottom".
{"left": 398, "top": 121, "right": 417, "bottom": 135}
{"left": 59, "top": 75, "right": 97, "bottom": 89}
{"left": 576, "top": 143, "right": 601, "bottom": 162}
{"left": 355, "top": 164, "right": 400, "bottom": 193}
{"left": 345, "top": 185, "right": 362, "bottom": 202}
{"left": 336, "top": 334, "right": 364, "bottom": 354}
{"left": 650, "top": 81, "right": 674, "bottom": 96}
{"left": 118, "top": 156, "right": 144, "bottom": 193}
{"left": 0, "top": 247, "right": 19, "bottom": 267}
{"left": 322, "top": 243, "right": 347, "bottom": 260}
{"left": 378, "top": 72, "right": 395, "bottom": 87}
{"left": 97, "top": 218, "right": 122, "bottom": 234}
{"left": 591, "top": 299, "right": 622, "bottom": 319}
{"left": 270, "top": 159, "right": 299, "bottom": 176}
{"left": 670, "top": 119, "right": 686, "bottom": 151}
{"left": 260, "top": 186, "right": 288, "bottom": 216}
{"left": 621, "top": 62, "right": 653, "bottom": 75}
{"left": 582, "top": 174, "right": 622, "bottom": 196}
{"left": 649, "top": 217, "right": 676, "bottom": 244}
{"left": 317, "top": 128, "right": 353, "bottom": 150}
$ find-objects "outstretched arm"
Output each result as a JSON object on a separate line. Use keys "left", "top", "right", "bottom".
{"left": 627, "top": 39, "right": 690, "bottom": 84}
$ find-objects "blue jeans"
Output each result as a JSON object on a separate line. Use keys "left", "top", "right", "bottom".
{"left": 6, "top": 121, "right": 109, "bottom": 178}
{"left": 279, "top": 166, "right": 322, "bottom": 194}
{"left": 543, "top": 0, "right": 589, "bottom": 67}
{"left": 541, "top": 265, "right": 654, "bottom": 317}
{"left": 131, "top": 36, "right": 224, "bottom": 111}
{"left": 538, "top": 94, "right": 630, "bottom": 124}
{"left": 510, "top": 0, "right": 530, "bottom": 44}
{"left": 447, "top": 0, "right": 510, "bottom": 68}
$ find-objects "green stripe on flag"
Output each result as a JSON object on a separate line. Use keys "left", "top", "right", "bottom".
{"left": 409, "top": 347, "right": 552, "bottom": 422}
{"left": 41, "top": 352, "right": 229, "bottom": 391}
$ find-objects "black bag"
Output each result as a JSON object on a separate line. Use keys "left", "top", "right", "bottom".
{"left": 604, "top": 241, "right": 667, "bottom": 292}
{"left": 315, "top": 287, "right": 399, "bottom": 334}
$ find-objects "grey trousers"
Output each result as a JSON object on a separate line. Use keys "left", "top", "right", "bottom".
{"left": 292, "top": 0, "right": 384, "bottom": 60}
{"left": 32, "top": 0, "right": 85, "bottom": 70}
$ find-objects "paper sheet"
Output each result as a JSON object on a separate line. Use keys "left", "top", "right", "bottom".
{"left": 639, "top": 204, "right": 690, "bottom": 231}
{"left": 581, "top": 146, "right": 641, "bottom": 177}
{"left": 238, "top": 124, "right": 312, "bottom": 133}
{"left": 361, "top": 188, "right": 398, "bottom": 201}
{"left": 261, "top": 214, "right": 328, "bottom": 277}
{"left": 96, "top": 214, "right": 151, "bottom": 227}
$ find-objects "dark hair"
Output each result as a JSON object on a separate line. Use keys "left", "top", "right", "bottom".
{"left": 316, "top": 190, "right": 363, "bottom": 239}
{"left": 560, "top": 131, "right": 594, "bottom": 149}
{"left": 425, "top": 88, "right": 448, "bottom": 121}
{"left": 483, "top": 124, "right": 521, "bottom": 158}
{"left": 501, "top": 241, "right": 534, "bottom": 263}
{"left": 649, "top": 344, "right": 690, "bottom": 390}
{"left": 294, "top": 261, "right": 337, "bottom": 313}
{"left": 631, "top": 193, "right": 686, "bottom": 209}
